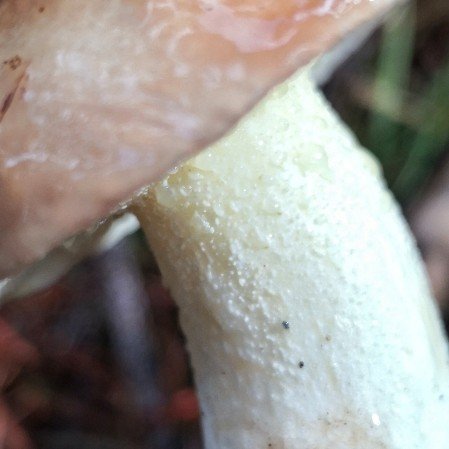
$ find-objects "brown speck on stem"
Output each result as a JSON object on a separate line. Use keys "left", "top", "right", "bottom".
{"left": 38, "top": 6, "right": 45, "bottom": 12}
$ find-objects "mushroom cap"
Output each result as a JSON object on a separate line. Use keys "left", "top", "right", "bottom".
{"left": 0, "top": 213, "right": 139, "bottom": 301}
{"left": 0, "top": 0, "right": 399, "bottom": 278}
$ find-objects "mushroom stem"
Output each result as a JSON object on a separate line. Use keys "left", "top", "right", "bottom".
{"left": 134, "top": 68, "right": 449, "bottom": 448}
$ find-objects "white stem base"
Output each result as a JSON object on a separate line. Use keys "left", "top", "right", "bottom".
{"left": 134, "top": 69, "right": 449, "bottom": 449}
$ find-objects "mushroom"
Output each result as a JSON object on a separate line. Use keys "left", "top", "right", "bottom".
{"left": 133, "top": 67, "right": 449, "bottom": 448}
{"left": 1, "top": 1, "right": 449, "bottom": 448}
{"left": 0, "top": 0, "right": 397, "bottom": 278}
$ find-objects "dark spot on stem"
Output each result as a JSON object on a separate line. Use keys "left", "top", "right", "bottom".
{"left": 325, "top": 335, "right": 331, "bottom": 342}
{"left": 282, "top": 321, "right": 289, "bottom": 330}
{"left": 298, "top": 361, "right": 304, "bottom": 368}
{"left": 38, "top": 6, "right": 45, "bottom": 12}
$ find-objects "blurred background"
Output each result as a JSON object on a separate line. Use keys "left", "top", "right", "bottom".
{"left": 0, "top": 0, "right": 448, "bottom": 447}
